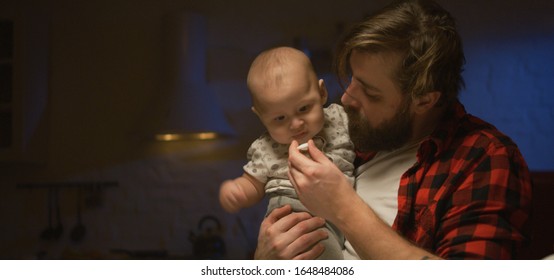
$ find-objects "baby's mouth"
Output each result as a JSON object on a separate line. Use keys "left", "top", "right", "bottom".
{"left": 293, "top": 131, "right": 308, "bottom": 141}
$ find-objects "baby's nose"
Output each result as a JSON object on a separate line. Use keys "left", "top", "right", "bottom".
{"left": 290, "top": 117, "right": 304, "bottom": 130}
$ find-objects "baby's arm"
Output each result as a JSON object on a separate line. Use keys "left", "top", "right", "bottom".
{"left": 219, "top": 173, "right": 265, "bottom": 213}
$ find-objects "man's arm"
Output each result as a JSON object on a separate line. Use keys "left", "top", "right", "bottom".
{"left": 331, "top": 189, "right": 440, "bottom": 259}
{"left": 431, "top": 145, "right": 532, "bottom": 259}
{"left": 288, "top": 140, "right": 441, "bottom": 259}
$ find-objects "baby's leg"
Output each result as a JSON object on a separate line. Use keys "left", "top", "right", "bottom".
{"left": 267, "top": 195, "right": 344, "bottom": 260}
{"left": 315, "top": 221, "right": 344, "bottom": 260}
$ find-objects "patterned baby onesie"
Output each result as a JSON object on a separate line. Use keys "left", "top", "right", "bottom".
{"left": 243, "top": 103, "right": 355, "bottom": 259}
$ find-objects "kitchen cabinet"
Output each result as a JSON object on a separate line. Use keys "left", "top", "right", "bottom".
{"left": 0, "top": 13, "right": 49, "bottom": 164}
{"left": 0, "top": 20, "right": 14, "bottom": 152}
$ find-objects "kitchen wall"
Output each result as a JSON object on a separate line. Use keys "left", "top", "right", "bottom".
{"left": 0, "top": 0, "right": 553, "bottom": 259}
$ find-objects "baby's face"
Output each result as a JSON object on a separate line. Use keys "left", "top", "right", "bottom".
{"left": 254, "top": 76, "right": 326, "bottom": 145}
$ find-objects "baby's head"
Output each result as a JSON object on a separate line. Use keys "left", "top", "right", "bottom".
{"left": 247, "top": 47, "right": 328, "bottom": 145}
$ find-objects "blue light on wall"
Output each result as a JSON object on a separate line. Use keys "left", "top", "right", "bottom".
{"left": 460, "top": 34, "right": 554, "bottom": 170}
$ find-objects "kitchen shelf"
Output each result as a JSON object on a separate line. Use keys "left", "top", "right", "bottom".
{"left": 17, "top": 181, "right": 119, "bottom": 189}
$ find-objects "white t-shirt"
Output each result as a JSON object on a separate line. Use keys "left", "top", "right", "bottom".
{"left": 343, "top": 142, "right": 420, "bottom": 260}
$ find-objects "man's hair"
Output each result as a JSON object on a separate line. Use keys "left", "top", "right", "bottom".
{"left": 334, "top": 0, "right": 465, "bottom": 106}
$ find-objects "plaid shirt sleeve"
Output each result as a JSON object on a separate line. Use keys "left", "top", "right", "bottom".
{"left": 434, "top": 133, "right": 532, "bottom": 259}
{"left": 393, "top": 102, "right": 532, "bottom": 259}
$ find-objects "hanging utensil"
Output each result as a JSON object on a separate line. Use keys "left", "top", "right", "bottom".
{"left": 70, "top": 188, "right": 86, "bottom": 242}
{"left": 52, "top": 188, "right": 63, "bottom": 240}
{"left": 40, "top": 188, "right": 54, "bottom": 240}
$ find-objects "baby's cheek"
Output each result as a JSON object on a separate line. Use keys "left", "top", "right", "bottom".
{"left": 269, "top": 130, "right": 291, "bottom": 145}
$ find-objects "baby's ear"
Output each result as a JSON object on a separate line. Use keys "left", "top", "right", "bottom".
{"left": 251, "top": 106, "right": 260, "bottom": 117}
{"left": 318, "top": 79, "right": 328, "bottom": 104}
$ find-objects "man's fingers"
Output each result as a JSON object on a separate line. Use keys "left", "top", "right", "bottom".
{"left": 293, "top": 241, "right": 326, "bottom": 260}
{"left": 289, "top": 139, "right": 329, "bottom": 172}
{"left": 290, "top": 140, "right": 299, "bottom": 150}
{"left": 275, "top": 211, "right": 320, "bottom": 234}
{"left": 306, "top": 139, "right": 329, "bottom": 164}
{"left": 282, "top": 218, "right": 328, "bottom": 258}
{"left": 264, "top": 205, "right": 292, "bottom": 225}
{"left": 289, "top": 140, "right": 313, "bottom": 169}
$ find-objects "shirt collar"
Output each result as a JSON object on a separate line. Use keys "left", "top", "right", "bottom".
{"left": 419, "top": 99, "right": 467, "bottom": 160}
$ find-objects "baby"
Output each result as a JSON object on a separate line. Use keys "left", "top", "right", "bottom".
{"left": 219, "top": 46, "right": 355, "bottom": 259}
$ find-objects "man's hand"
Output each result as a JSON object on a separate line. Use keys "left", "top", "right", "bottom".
{"left": 254, "top": 205, "right": 328, "bottom": 259}
{"left": 288, "top": 140, "right": 357, "bottom": 224}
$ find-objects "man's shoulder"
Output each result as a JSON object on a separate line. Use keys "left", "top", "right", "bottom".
{"left": 459, "top": 114, "right": 519, "bottom": 151}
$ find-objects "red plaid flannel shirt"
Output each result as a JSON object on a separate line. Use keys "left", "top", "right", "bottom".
{"left": 356, "top": 101, "right": 532, "bottom": 259}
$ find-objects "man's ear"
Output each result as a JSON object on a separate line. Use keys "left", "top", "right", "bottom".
{"left": 318, "top": 79, "right": 329, "bottom": 105}
{"left": 413, "top": 91, "right": 441, "bottom": 114}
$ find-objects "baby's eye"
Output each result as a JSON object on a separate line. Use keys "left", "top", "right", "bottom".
{"left": 273, "top": 115, "right": 286, "bottom": 122}
{"left": 299, "top": 105, "right": 311, "bottom": 113}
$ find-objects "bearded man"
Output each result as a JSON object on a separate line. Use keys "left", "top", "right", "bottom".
{"left": 254, "top": 0, "right": 532, "bottom": 260}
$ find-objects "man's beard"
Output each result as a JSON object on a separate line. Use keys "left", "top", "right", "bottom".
{"left": 345, "top": 99, "right": 413, "bottom": 152}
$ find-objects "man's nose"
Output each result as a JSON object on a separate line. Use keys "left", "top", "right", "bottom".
{"left": 341, "top": 89, "right": 360, "bottom": 108}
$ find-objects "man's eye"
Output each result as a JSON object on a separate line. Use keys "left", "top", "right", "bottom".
{"left": 363, "top": 90, "right": 380, "bottom": 101}
{"left": 366, "top": 94, "right": 380, "bottom": 101}
{"left": 274, "top": 116, "right": 285, "bottom": 121}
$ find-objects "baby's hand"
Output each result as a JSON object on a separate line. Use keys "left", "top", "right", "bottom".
{"left": 219, "top": 180, "right": 243, "bottom": 213}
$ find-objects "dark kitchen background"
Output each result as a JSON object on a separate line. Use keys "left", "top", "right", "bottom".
{"left": 1, "top": 0, "right": 553, "bottom": 259}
